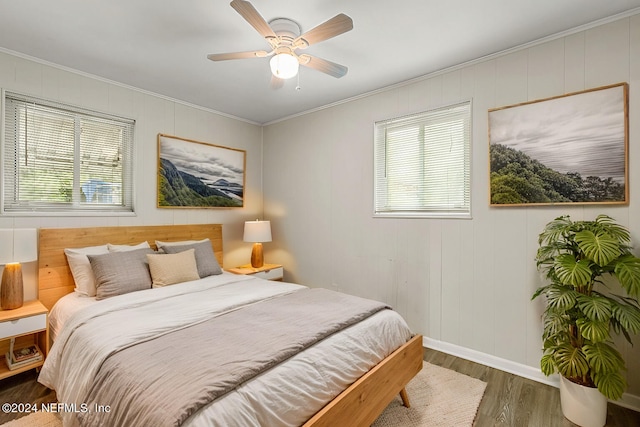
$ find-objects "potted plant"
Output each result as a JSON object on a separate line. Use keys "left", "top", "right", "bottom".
{"left": 533, "top": 214, "right": 640, "bottom": 427}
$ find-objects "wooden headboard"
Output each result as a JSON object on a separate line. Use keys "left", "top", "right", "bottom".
{"left": 38, "top": 224, "right": 223, "bottom": 310}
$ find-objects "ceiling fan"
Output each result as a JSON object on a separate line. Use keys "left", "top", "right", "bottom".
{"left": 207, "top": 0, "right": 353, "bottom": 87}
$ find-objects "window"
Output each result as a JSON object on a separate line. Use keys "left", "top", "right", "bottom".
{"left": 374, "top": 101, "right": 471, "bottom": 218}
{"left": 2, "top": 91, "right": 135, "bottom": 215}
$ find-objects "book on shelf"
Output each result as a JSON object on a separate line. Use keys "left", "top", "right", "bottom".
{"left": 4, "top": 341, "right": 43, "bottom": 371}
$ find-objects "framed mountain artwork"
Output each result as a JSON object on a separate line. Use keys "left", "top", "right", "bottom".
{"left": 488, "top": 83, "right": 628, "bottom": 206}
{"left": 157, "top": 134, "right": 245, "bottom": 208}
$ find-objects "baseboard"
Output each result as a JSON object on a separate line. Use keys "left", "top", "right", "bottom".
{"left": 423, "top": 337, "right": 640, "bottom": 412}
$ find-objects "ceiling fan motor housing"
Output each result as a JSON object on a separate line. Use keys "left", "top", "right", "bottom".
{"left": 268, "top": 18, "right": 302, "bottom": 46}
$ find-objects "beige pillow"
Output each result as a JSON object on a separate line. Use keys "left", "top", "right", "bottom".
{"left": 147, "top": 249, "right": 200, "bottom": 288}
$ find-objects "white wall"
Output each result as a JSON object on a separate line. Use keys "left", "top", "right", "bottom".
{"left": 0, "top": 50, "right": 264, "bottom": 299}
{"left": 263, "top": 15, "right": 640, "bottom": 406}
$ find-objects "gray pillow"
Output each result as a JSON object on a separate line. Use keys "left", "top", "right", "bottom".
{"left": 162, "top": 239, "right": 222, "bottom": 278}
{"left": 88, "top": 248, "right": 155, "bottom": 300}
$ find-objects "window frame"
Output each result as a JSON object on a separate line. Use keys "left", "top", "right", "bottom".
{"left": 1, "top": 90, "right": 136, "bottom": 216}
{"left": 373, "top": 100, "right": 472, "bottom": 219}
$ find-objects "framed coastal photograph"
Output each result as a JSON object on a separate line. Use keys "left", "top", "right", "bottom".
{"left": 488, "top": 83, "right": 628, "bottom": 206}
{"left": 157, "top": 134, "right": 245, "bottom": 208}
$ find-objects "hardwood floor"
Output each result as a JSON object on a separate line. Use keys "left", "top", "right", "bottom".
{"left": 0, "top": 349, "right": 638, "bottom": 426}
{"left": 424, "top": 348, "right": 640, "bottom": 427}
{"left": 0, "top": 369, "right": 56, "bottom": 424}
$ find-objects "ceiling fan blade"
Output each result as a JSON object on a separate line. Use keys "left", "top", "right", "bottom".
{"left": 270, "top": 75, "right": 285, "bottom": 90}
{"left": 207, "top": 51, "right": 270, "bottom": 61}
{"left": 230, "top": 0, "right": 277, "bottom": 41}
{"left": 292, "top": 14, "right": 353, "bottom": 49}
{"left": 299, "top": 54, "right": 348, "bottom": 78}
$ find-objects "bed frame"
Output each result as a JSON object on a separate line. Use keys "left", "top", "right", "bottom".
{"left": 37, "top": 224, "right": 423, "bottom": 427}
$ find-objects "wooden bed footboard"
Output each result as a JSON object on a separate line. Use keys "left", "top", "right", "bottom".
{"left": 304, "top": 334, "right": 423, "bottom": 427}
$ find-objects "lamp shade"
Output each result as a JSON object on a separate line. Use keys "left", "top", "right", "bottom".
{"left": 243, "top": 221, "right": 272, "bottom": 243}
{"left": 0, "top": 229, "right": 38, "bottom": 264}
{"left": 270, "top": 53, "right": 299, "bottom": 79}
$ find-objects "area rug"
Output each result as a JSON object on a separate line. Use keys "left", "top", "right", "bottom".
{"left": 373, "top": 362, "right": 486, "bottom": 426}
{"left": 2, "top": 362, "right": 486, "bottom": 427}
{"left": 1, "top": 411, "right": 60, "bottom": 427}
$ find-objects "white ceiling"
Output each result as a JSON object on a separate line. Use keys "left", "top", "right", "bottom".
{"left": 1, "top": 1, "right": 639, "bottom": 124}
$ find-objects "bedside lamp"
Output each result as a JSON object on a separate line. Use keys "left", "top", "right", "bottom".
{"left": 0, "top": 229, "right": 38, "bottom": 310}
{"left": 243, "top": 220, "right": 272, "bottom": 268}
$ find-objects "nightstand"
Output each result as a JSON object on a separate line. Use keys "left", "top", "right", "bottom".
{"left": 0, "top": 300, "right": 49, "bottom": 380}
{"left": 226, "top": 263, "right": 284, "bottom": 281}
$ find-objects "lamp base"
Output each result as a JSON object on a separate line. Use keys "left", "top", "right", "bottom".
{"left": 250, "top": 243, "right": 264, "bottom": 268}
{"left": 1, "top": 263, "right": 24, "bottom": 310}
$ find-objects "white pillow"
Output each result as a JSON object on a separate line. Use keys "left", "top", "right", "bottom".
{"left": 64, "top": 244, "right": 110, "bottom": 297}
{"left": 147, "top": 249, "right": 200, "bottom": 288}
{"left": 155, "top": 238, "right": 208, "bottom": 249}
{"left": 107, "top": 241, "right": 151, "bottom": 252}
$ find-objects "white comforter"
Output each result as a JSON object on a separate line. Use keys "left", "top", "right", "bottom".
{"left": 39, "top": 273, "right": 412, "bottom": 426}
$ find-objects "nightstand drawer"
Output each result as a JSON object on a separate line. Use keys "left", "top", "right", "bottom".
{"left": 0, "top": 313, "right": 47, "bottom": 339}
{"left": 253, "top": 266, "right": 283, "bottom": 280}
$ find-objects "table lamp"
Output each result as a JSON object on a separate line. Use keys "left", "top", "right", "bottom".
{"left": 243, "top": 220, "right": 272, "bottom": 268}
{"left": 0, "top": 229, "right": 38, "bottom": 310}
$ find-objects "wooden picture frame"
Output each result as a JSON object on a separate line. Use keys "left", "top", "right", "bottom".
{"left": 157, "top": 134, "right": 245, "bottom": 208}
{"left": 488, "top": 83, "right": 628, "bottom": 206}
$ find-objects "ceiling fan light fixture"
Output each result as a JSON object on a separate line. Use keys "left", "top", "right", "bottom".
{"left": 270, "top": 53, "right": 299, "bottom": 79}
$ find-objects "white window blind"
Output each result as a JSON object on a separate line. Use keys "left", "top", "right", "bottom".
{"left": 2, "top": 92, "right": 135, "bottom": 214}
{"left": 374, "top": 101, "right": 471, "bottom": 218}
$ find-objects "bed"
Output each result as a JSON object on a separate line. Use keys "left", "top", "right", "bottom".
{"left": 37, "top": 224, "right": 423, "bottom": 427}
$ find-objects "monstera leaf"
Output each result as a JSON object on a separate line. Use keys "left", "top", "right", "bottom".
{"left": 611, "top": 303, "right": 640, "bottom": 335}
{"left": 554, "top": 343, "right": 589, "bottom": 379}
{"left": 592, "top": 371, "right": 626, "bottom": 401}
{"left": 575, "top": 230, "right": 620, "bottom": 266}
{"left": 577, "top": 318, "right": 609, "bottom": 343}
{"left": 614, "top": 254, "right": 640, "bottom": 297}
{"left": 577, "top": 294, "right": 612, "bottom": 322}
{"left": 583, "top": 342, "right": 624, "bottom": 375}
{"left": 553, "top": 254, "right": 592, "bottom": 288}
{"left": 546, "top": 285, "right": 579, "bottom": 310}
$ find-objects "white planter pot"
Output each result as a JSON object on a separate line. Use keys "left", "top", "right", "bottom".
{"left": 559, "top": 375, "right": 607, "bottom": 427}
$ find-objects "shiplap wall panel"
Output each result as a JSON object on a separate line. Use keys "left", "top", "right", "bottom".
{"left": 403, "top": 220, "right": 430, "bottom": 333}
{"left": 457, "top": 219, "right": 476, "bottom": 346}
{"left": 427, "top": 221, "right": 442, "bottom": 339}
{"left": 0, "top": 52, "right": 12, "bottom": 83}
{"left": 495, "top": 50, "right": 528, "bottom": 107}
{"left": 528, "top": 39, "right": 565, "bottom": 100}
{"left": 13, "top": 56, "right": 41, "bottom": 94}
{"left": 80, "top": 77, "right": 109, "bottom": 112}
{"left": 263, "top": 15, "right": 640, "bottom": 402}
{"left": 492, "top": 209, "right": 528, "bottom": 362}
{"left": 441, "top": 69, "right": 462, "bottom": 103}
{"left": 440, "top": 220, "right": 462, "bottom": 344}
{"left": 565, "top": 32, "right": 586, "bottom": 92}
{"left": 525, "top": 211, "right": 552, "bottom": 367}
{"left": 58, "top": 69, "right": 86, "bottom": 108}
{"left": 41, "top": 65, "right": 62, "bottom": 102}
{"left": 585, "top": 19, "right": 630, "bottom": 87}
